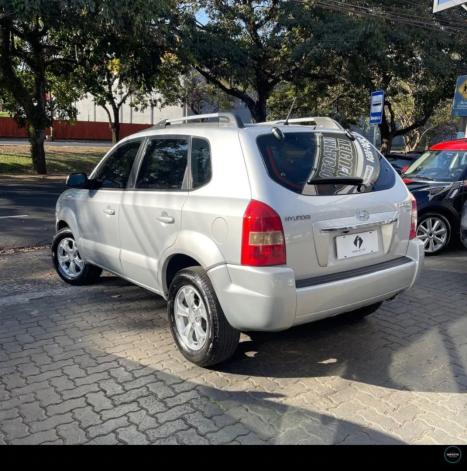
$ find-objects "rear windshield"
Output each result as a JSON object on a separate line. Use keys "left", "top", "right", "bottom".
{"left": 256, "top": 131, "right": 394, "bottom": 195}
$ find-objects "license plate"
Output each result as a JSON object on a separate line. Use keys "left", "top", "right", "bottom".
{"left": 335, "top": 231, "right": 378, "bottom": 259}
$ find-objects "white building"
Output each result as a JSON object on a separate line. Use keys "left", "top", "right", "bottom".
{"left": 75, "top": 94, "right": 185, "bottom": 125}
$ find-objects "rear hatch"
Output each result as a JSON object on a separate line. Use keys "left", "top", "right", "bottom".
{"left": 253, "top": 128, "right": 412, "bottom": 280}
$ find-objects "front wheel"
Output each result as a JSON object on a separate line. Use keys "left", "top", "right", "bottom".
{"left": 52, "top": 228, "right": 102, "bottom": 285}
{"left": 168, "top": 266, "right": 240, "bottom": 367}
{"left": 417, "top": 213, "right": 451, "bottom": 255}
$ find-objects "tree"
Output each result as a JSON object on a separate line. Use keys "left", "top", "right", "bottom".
{"left": 265, "top": 1, "right": 466, "bottom": 153}
{"left": 66, "top": 0, "right": 176, "bottom": 144}
{"left": 329, "top": 0, "right": 466, "bottom": 154}
{"left": 267, "top": 80, "right": 368, "bottom": 127}
{"left": 0, "top": 1, "right": 89, "bottom": 174}
{"left": 179, "top": 0, "right": 360, "bottom": 122}
{"left": 159, "top": 68, "right": 235, "bottom": 115}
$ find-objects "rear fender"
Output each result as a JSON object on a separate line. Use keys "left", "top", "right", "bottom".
{"left": 159, "top": 230, "right": 226, "bottom": 295}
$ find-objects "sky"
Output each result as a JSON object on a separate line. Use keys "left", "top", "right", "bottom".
{"left": 196, "top": 8, "right": 209, "bottom": 25}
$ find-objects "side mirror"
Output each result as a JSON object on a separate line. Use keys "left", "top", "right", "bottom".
{"left": 66, "top": 172, "right": 88, "bottom": 189}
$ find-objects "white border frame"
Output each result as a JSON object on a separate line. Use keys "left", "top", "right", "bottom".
{"left": 433, "top": 0, "right": 466, "bottom": 12}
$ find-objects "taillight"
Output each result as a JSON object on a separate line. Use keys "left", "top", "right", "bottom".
{"left": 401, "top": 165, "right": 409, "bottom": 174}
{"left": 241, "top": 200, "right": 286, "bottom": 266}
{"left": 409, "top": 194, "right": 417, "bottom": 240}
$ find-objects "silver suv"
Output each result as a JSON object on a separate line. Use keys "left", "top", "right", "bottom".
{"left": 53, "top": 113, "right": 424, "bottom": 366}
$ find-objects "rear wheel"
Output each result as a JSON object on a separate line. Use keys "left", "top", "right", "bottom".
{"left": 168, "top": 266, "right": 240, "bottom": 367}
{"left": 52, "top": 228, "right": 102, "bottom": 285}
{"left": 417, "top": 213, "right": 451, "bottom": 255}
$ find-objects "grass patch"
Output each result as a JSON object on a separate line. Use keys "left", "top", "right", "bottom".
{"left": 0, "top": 144, "right": 109, "bottom": 175}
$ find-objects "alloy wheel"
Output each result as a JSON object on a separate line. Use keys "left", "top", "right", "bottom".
{"left": 174, "top": 285, "right": 209, "bottom": 351}
{"left": 417, "top": 216, "right": 449, "bottom": 254}
{"left": 57, "top": 237, "right": 85, "bottom": 279}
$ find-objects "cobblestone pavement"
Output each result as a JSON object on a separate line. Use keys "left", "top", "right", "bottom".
{"left": 1, "top": 248, "right": 467, "bottom": 445}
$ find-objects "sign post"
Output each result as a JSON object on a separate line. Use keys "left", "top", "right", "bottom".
{"left": 452, "top": 75, "right": 467, "bottom": 137}
{"left": 433, "top": 0, "right": 466, "bottom": 13}
{"left": 369, "top": 90, "right": 384, "bottom": 146}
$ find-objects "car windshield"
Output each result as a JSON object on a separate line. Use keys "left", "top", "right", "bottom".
{"left": 256, "top": 131, "right": 387, "bottom": 196}
{"left": 404, "top": 150, "right": 467, "bottom": 182}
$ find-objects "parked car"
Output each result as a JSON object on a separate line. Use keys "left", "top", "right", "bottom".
{"left": 461, "top": 202, "right": 467, "bottom": 249}
{"left": 52, "top": 113, "right": 423, "bottom": 366}
{"left": 386, "top": 152, "right": 421, "bottom": 175}
{"left": 402, "top": 139, "right": 467, "bottom": 255}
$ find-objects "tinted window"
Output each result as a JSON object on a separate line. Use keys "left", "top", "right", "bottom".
{"left": 136, "top": 138, "right": 188, "bottom": 190}
{"left": 94, "top": 140, "right": 141, "bottom": 189}
{"left": 256, "top": 131, "right": 392, "bottom": 195}
{"left": 191, "top": 138, "right": 211, "bottom": 188}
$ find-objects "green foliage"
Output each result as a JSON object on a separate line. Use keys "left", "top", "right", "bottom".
{"left": 179, "top": 0, "right": 361, "bottom": 121}
{"left": 64, "top": 0, "right": 178, "bottom": 142}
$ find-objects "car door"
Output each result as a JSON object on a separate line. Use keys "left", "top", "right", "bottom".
{"left": 119, "top": 135, "right": 189, "bottom": 292}
{"left": 75, "top": 138, "right": 143, "bottom": 274}
{"left": 460, "top": 161, "right": 467, "bottom": 249}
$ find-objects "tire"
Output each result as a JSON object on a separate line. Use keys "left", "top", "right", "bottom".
{"left": 345, "top": 302, "right": 382, "bottom": 321}
{"left": 52, "top": 228, "right": 102, "bottom": 285}
{"left": 417, "top": 213, "right": 451, "bottom": 256}
{"left": 168, "top": 266, "right": 240, "bottom": 367}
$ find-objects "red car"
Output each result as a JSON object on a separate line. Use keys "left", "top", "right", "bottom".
{"left": 402, "top": 138, "right": 467, "bottom": 254}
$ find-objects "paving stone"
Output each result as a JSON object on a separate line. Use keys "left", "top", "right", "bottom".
{"left": 116, "top": 425, "right": 150, "bottom": 444}
{"left": 146, "top": 419, "right": 190, "bottom": 441}
{"left": 2, "top": 417, "right": 29, "bottom": 440}
{"left": 101, "top": 403, "right": 140, "bottom": 421}
{"left": 85, "top": 391, "right": 114, "bottom": 412}
{"left": 72, "top": 407, "right": 102, "bottom": 429}
{"left": 2, "top": 248, "right": 467, "bottom": 445}
{"left": 87, "top": 417, "right": 130, "bottom": 439}
{"left": 87, "top": 433, "right": 119, "bottom": 445}
{"left": 30, "top": 413, "right": 74, "bottom": 433}
{"left": 62, "top": 383, "right": 100, "bottom": 400}
{"left": 205, "top": 423, "right": 251, "bottom": 444}
{"left": 47, "top": 397, "right": 86, "bottom": 416}
{"left": 174, "top": 428, "right": 209, "bottom": 445}
{"left": 12, "top": 429, "right": 60, "bottom": 445}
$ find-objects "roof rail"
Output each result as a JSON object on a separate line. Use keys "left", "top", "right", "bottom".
{"left": 153, "top": 112, "right": 244, "bottom": 129}
{"left": 260, "top": 117, "right": 344, "bottom": 130}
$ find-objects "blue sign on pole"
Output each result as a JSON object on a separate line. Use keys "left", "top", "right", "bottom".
{"left": 452, "top": 75, "right": 467, "bottom": 117}
{"left": 370, "top": 90, "right": 385, "bottom": 125}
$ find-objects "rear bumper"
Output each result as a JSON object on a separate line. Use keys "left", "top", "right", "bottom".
{"left": 208, "top": 239, "right": 424, "bottom": 331}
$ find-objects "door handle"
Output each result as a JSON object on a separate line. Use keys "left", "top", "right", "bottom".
{"left": 157, "top": 214, "right": 175, "bottom": 224}
{"left": 103, "top": 208, "right": 115, "bottom": 215}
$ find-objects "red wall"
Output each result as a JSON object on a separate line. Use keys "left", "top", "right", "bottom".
{"left": 0, "top": 117, "right": 151, "bottom": 141}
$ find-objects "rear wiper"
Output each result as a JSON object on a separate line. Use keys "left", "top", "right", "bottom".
{"left": 307, "top": 177, "right": 364, "bottom": 186}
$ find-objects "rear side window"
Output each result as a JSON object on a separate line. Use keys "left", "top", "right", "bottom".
{"left": 191, "top": 138, "right": 211, "bottom": 188}
{"left": 136, "top": 138, "right": 188, "bottom": 190}
{"left": 94, "top": 140, "right": 142, "bottom": 189}
{"left": 257, "top": 131, "right": 393, "bottom": 195}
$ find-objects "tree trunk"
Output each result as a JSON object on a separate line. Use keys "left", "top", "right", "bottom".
{"left": 380, "top": 135, "right": 393, "bottom": 155}
{"left": 250, "top": 97, "right": 267, "bottom": 123}
{"left": 379, "top": 116, "right": 393, "bottom": 156}
{"left": 28, "top": 125, "right": 47, "bottom": 174}
{"left": 111, "top": 106, "right": 120, "bottom": 144}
